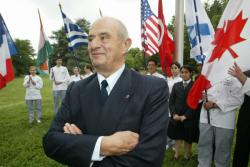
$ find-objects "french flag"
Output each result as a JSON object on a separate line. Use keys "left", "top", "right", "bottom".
{"left": 0, "top": 14, "right": 17, "bottom": 89}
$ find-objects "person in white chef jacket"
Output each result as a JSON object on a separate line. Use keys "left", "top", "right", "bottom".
{"left": 23, "top": 66, "right": 43, "bottom": 124}
{"left": 198, "top": 64, "right": 250, "bottom": 167}
{"left": 50, "top": 57, "right": 70, "bottom": 114}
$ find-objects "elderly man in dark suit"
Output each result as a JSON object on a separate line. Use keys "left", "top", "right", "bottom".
{"left": 43, "top": 17, "right": 169, "bottom": 167}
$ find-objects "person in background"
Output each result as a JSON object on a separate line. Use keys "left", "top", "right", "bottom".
{"left": 49, "top": 57, "right": 70, "bottom": 114}
{"left": 167, "top": 62, "right": 182, "bottom": 93}
{"left": 82, "top": 65, "right": 94, "bottom": 79}
{"left": 166, "top": 62, "right": 182, "bottom": 150}
{"left": 228, "top": 62, "right": 250, "bottom": 167}
{"left": 23, "top": 66, "right": 43, "bottom": 124}
{"left": 43, "top": 16, "right": 169, "bottom": 167}
{"left": 167, "top": 65, "right": 195, "bottom": 160}
{"left": 146, "top": 59, "right": 166, "bottom": 80}
{"left": 197, "top": 62, "right": 250, "bottom": 167}
{"left": 69, "top": 67, "right": 82, "bottom": 83}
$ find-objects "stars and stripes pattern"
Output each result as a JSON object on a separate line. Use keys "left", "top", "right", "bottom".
{"left": 141, "top": 0, "right": 159, "bottom": 56}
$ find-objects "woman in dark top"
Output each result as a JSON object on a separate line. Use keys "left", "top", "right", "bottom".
{"left": 167, "top": 65, "right": 195, "bottom": 160}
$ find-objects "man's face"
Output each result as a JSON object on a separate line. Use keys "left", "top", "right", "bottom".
{"left": 180, "top": 68, "right": 191, "bottom": 81}
{"left": 29, "top": 67, "right": 36, "bottom": 75}
{"left": 73, "top": 68, "right": 79, "bottom": 75}
{"left": 87, "top": 19, "right": 130, "bottom": 73}
{"left": 56, "top": 59, "right": 62, "bottom": 66}
{"left": 147, "top": 61, "right": 157, "bottom": 74}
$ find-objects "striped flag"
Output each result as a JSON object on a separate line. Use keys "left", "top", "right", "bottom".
{"left": 141, "top": 0, "right": 159, "bottom": 56}
{"left": 185, "top": 0, "right": 214, "bottom": 64}
{"left": 0, "top": 14, "right": 17, "bottom": 89}
{"left": 36, "top": 9, "right": 53, "bottom": 75}
{"left": 59, "top": 4, "right": 88, "bottom": 50}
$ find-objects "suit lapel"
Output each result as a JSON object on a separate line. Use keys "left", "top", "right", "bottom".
{"left": 96, "top": 68, "right": 135, "bottom": 135}
{"left": 79, "top": 74, "right": 103, "bottom": 133}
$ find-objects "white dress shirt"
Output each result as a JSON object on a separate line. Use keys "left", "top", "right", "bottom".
{"left": 91, "top": 64, "right": 125, "bottom": 163}
{"left": 200, "top": 76, "right": 248, "bottom": 129}
{"left": 167, "top": 76, "right": 182, "bottom": 93}
{"left": 69, "top": 74, "right": 81, "bottom": 83}
{"left": 23, "top": 75, "right": 43, "bottom": 100}
{"left": 242, "top": 77, "right": 250, "bottom": 96}
{"left": 49, "top": 66, "right": 70, "bottom": 91}
{"left": 82, "top": 72, "right": 94, "bottom": 79}
{"left": 147, "top": 72, "right": 166, "bottom": 80}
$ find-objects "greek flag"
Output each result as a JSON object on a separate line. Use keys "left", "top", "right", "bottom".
{"left": 60, "top": 6, "right": 88, "bottom": 50}
{"left": 185, "top": 0, "right": 214, "bottom": 64}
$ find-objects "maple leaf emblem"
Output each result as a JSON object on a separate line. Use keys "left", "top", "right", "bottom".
{"left": 208, "top": 11, "right": 248, "bottom": 63}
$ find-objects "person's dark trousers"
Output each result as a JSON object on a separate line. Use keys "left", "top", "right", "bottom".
{"left": 233, "top": 95, "right": 250, "bottom": 167}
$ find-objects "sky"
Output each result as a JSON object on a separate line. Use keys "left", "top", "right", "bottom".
{"left": 0, "top": 0, "right": 209, "bottom": 53}
{"left": 0, "top": 0, "right": 178, "bottom": 53}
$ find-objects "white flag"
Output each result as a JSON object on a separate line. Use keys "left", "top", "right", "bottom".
{"left": 187, "top": 0, "right": 250, "bottom": 109}
{"left": 185, "top": 0, "right": 214, "bottom": 64}
{"left": 202, "top": 0, "right": 250, "bottom": 85}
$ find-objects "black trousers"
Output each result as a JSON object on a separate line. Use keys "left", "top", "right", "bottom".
{"left": 232, "top": 96, "right": 250, "bottom": 167}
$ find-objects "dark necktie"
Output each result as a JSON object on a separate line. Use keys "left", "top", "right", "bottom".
{"left": 100, "top": 80, "right": 108, "bottom": 105}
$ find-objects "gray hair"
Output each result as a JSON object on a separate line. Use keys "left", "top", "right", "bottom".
{"left": 92, "top": 17, "right": 129, "bottom": 40}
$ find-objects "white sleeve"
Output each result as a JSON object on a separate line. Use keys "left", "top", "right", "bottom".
{"left": 49, "top": 68, "right": 54, "bottom": 80}
{"left": 216, "top": 78, "right": 244, "bottom": 112}
{"left": 242, "top": 77, "right": 250, "bottom": 96}
{"left": 23, "top": 76, "right": 30, "bottom": 87}
{"left": 91, "top": 137, "right": 105, "bottom": 161}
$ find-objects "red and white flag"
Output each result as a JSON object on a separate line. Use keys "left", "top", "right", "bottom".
{"left": 187, "top": 0, "right": 250, "bottom": 109}
{"left": 158, "top": 0, "right": 175, "bottom": 76}
{"left": 0, "top": 14, "right": 17, "bottom": 89}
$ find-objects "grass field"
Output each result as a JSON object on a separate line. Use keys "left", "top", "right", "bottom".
{"left": 0, "top": 77, "right": 248, "bottom": 167}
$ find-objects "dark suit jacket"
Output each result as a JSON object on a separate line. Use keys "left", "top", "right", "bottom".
{"left": 43, "top": 68, "right": 169, "bottom": 167}
{"left": 169, "top": 81, "right": 194, "bottom": 119}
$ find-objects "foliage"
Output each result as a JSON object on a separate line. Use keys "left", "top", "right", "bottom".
{"left": 49, "top": 18, "right": 91, "bottom": 74}
{"left": 125, "top": 48, "right": 144, "bottom": 71}
{"left": 11, "top": 39, "right": 35, "bottom": 76}
{"left": 204, "top": 0, "right": 229, "bottom": 29}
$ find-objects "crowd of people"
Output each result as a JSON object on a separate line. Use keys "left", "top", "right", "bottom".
{"left": 23, "top": 60, "right": 94, "bottom": 122}
{"left": 21, "top": 17, "right": 249, "bottom": 167}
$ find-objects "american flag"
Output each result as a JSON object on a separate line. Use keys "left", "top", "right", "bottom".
{"left": 141, "top": 0, "right": 159, "bottom": 56}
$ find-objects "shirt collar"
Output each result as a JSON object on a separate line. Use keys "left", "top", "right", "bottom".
{"left": 97, "top": 64, "right": 125, "bottom": 92}
{"left": 183, "top": 79, "right": 191, "bottom": 84}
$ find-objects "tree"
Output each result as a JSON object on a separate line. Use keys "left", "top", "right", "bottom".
{"left": 204, "top": 0, "right": 229, "bottom": 28}
{"left": 12, "top": 39, "right": 35, "bottom": 76}
{"left": 49, "top": 18, "right": 91, "bottom": 74}
{"left": 125, "top": 48, "right": 144, "bottom": 70}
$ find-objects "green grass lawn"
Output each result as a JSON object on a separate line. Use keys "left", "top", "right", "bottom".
{"left": 0, "top": 77, "right": 248, "bottom": 167}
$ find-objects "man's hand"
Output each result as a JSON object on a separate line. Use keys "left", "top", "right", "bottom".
{"left": 100, "top": 131, "right": 139, "bottom": 156}
{"left": 63, "top": 123, "right": 82, "bottom": 135}
{"left": 204, "top": 101, "right": 217, "bottom": 110}
{"left": 228, "top": 62, "right": 247, "bottom": 85}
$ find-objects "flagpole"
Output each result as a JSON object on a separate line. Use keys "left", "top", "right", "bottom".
{"left": 99, "top": 8, "right": 103, "bottom": 17}
{"left": 174, "top": 0, "right": 184, "bottom": 65}
{"left": 192, "top": 0, "right": 210, "bottom": 124}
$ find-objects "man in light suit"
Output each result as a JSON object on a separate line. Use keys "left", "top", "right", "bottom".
{"left": 43, "top": 17, "right": 169, "bottom": 167}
